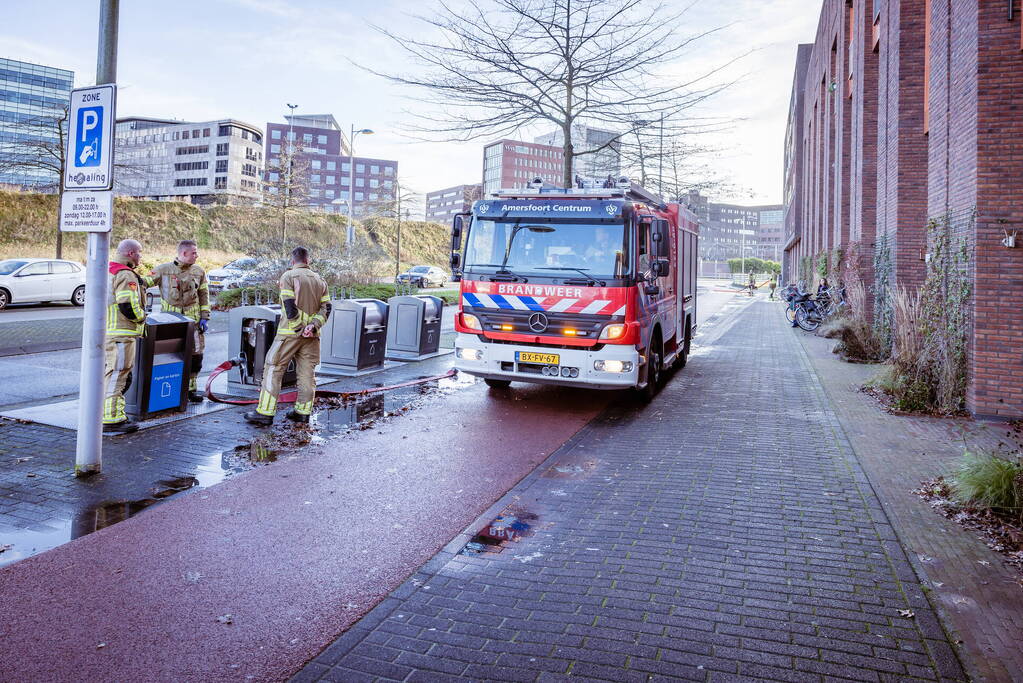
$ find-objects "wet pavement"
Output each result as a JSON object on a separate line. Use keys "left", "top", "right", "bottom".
{"left": 296, "top": 298, "right": 967, "bottom": 683}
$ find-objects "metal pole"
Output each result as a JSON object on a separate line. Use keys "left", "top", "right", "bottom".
{"left": 740, "top": 232, "right": 746, "bottom": 275}
{"left": 395, "top": 199, "right": 402, "bottom": 281}
{"left": 284, "top": 103, "right": 297, "bottom": 243}
{"left": 75, "top": 0, "right": 119, "bottom": 476}
{"left": 346, "top": 125, "right": 356, "bottom": 253}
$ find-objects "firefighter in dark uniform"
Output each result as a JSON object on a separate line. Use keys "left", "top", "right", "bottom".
{"left": 103, "top": 239, "right": 147, "bottom": 434}
{"left": 244, "top": 246, "right": 330, "bottom": 426}
{"left": 149, "top": 240, "right": 210, "bottom": 402}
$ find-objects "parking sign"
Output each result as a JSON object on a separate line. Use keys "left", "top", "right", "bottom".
{"left": 64, "top": 84, "right": 116, "bottom": 191}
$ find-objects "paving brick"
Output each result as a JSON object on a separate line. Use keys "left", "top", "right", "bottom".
{"left": 299, "top": 302, "right": 966, "bottom": 683}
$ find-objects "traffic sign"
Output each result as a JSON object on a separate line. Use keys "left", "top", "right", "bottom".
{"left": 64, "top": 84, "right": 116, "bottom": 191}
{"left": 60, "top": 190, "right": 113, "bottom": 232}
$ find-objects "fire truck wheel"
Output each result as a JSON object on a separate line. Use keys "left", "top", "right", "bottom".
{"left": 484, "top": 378, "right": 512, "bottom": 389}
{"left": 639, "top": 340, "right": 663, "bottom": 402}
{"left": 675, "top": 324, "right": 692, "bottom": 370}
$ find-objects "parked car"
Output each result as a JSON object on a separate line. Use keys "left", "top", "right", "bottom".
{"left": 396, "top": 265, "right": 447, "bottom": 288}
{"left": 0, "top": 258, "right": 87, "bottom": 310}
{"left": 207, "top": 257, "right": 263, "bottom": 293}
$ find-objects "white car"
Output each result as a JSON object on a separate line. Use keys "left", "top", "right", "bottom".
{"left": 0, "top": 258, "right": 87, "bottom": 310}
{"left": 207, "top": 257, "right": 261, "bottom": 293}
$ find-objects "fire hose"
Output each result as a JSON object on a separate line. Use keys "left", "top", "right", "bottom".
{"left": 203, "top": 358, "right": 458, "bottom": 406}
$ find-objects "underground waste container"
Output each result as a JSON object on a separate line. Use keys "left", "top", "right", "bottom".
{"left": 385, "top": 294, "right": 444, "bottom": 360}
{"left": 318, "top": 298, "right": 388, "bottom": 375}
{"left": 226, "top": 304, "right": 297, "bottom": 396}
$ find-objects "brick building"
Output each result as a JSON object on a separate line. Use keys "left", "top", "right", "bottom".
{"left": 786, "top": 0, "right": 1023, "bottom": 418}
{"left": 482, "top": 139, "right": 563, "bottom": 196}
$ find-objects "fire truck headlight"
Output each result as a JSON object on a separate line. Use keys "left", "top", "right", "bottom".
{"left": 594, "top": 359, "right": 633, "bottom": 374}
{"left": 462, "top": 313, "right": 483, "bottom": 331}
{"left": 599, "top": 324, "right": 627, "bottom": 340}
{"left": 458, "top": 347, "right": 483, "bottom": 361}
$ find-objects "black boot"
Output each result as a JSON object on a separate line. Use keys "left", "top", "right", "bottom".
{"left": 188, "top": 391, "right": 205, "bottom": 403}
{"left": 285, "top": 410, "right": 310, "bottom": 424}
{"left": 244, "top": 411, "right": 273, "bottom": 426}
{"left": 103, "top": 420, "right": 139, "bottom": 434}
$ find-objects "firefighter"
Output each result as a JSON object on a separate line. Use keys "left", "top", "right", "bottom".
{"left": 244, "top": 246, "right": 330, "bottom": 426}
{"left": 150, "top": 240, "right": 210, "bottom": 402}
{"left": 103, "top": 239, "right": 147, "bottom": 434}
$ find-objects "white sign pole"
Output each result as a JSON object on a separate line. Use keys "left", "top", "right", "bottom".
{"left": 74, "top": 0, "right": 119, "bottom": 477}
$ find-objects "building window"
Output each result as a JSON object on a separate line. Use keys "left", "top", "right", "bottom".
{"left": 384, "top": 166, "right": 394, "bottom": 176}
{"left": 312, "top": 174, "right": 321, "bottom": 183}
{"left": 240, "top": 129, "right": 249, "bottom": 139}
{"left": 216, "top": 160, "right": 228, "bottom": 173}
{"left": 269, "top": 172, "right": 279, "bottom": 181}
{"left": 246, "top": 148, "right": 259, "bottom": 161}
{"left": 272, "top": 129, "right": 281, "bottom": 140}
{"left": 371, "top": 165, "right": 379, "bottom": 174}
{"left": 310, "top": 189, "right": 321, "bottom": 197}
{"left": 370, "top": 179, "right": 379, "bottom": 188}
{"left": 270, "top": 144, "right": 280, "bottom": 153}
{"left": 176, "top": 145, "right": 210, "bottom": 155}
{"left": 325, "top": 189, "right": 335, "bottom": 198}
{"left": 326, "top": 161, "right": 336, "bottom": 171}
{"left": 242, "top": 163, "right": 257, "bottom": 177}
{"left": 219, "top": 125, "right": 230, "bottom": 136}
{"left": 181, "top": 130, "right": 190, "bottom": 140}
{"left": 174, "top": 177, "right": 208, "bottom": 187}
{"left": 356, "top": 178, "right": 364, "bottom": 187}
{"left": 318, "top": 135, "right": 327, "bottom": 144}
{"left": 356, "top": 163, "right": 365, "bottom": 173}
{"left": 174, "top": 161, "right": 209, "bottom": 171}
{"left": 303, "top": 133, "right": 313, "bottom": 143}
{"left": 312, "top": 160, "right": 321, "bottom": 170}
{"left": 216, "top": 143, "right": 229, "bottom": 156}
{"left": 355, "top": 192, "right": 364, "bottom": 200}
{"left": 214, "top": 176, "right": 227, "bottom": 190}
{"left": 369, "top": 193, "right": 378, "bottom": 200}
{"left": 326, "top": 175, "right": 336, "bottom": 184}
{"left": 203, "top": 128, "right": 211, "bottom": 137}
{"left": 342, "top": 163, "right": 351, "bottom": 172}
{"left": 383, "top": 180, "right": 393, "bottom": 189}
{"left": 191, "top": 129, "right": 200, "bottom": 138}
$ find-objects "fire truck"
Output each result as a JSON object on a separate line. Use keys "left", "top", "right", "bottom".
{"left": 450, "top": 178, "right": 699, "bottom": 399}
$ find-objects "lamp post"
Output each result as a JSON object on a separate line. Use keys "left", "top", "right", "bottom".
{"left": 282, "top": 103, "right": 298, "bottom": 243}
{"left": 347, "top": 125, "right": 374, "bottom": 253}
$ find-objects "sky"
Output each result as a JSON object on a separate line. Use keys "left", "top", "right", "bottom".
{"left": 5, "top": 0, "right": 821, "bottom": 206}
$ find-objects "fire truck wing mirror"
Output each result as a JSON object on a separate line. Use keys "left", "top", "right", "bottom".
{"left": 644, "top": 284, "right": 661, "bottom": 296}
{"left": 651, "top": 222, "right": 670, "bottom": 259}
{"left": 450, "top": 252, "right": 461, "bottom": 269}
{"left": 451, "top": 215, "right": 465, "bottom": 251}
{"left": 651, "top": 259, "right": 669, "bottom": 277}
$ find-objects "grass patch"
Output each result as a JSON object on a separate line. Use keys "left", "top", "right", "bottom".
{"left": 819, "top": 316, "right": 884, "bottom": 363}
{"left": 215, "top": 283, "right": 457, "bottom": 310}
{"left": 951, "top": 451, "right": 1023, "bottom": 519}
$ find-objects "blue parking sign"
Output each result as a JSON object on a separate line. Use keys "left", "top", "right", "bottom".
{"left": 75, "top": 106, "right": 103, "bottom": 167}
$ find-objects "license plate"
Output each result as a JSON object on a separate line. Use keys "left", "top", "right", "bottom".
{"left": 517, "top": 352, "right": 560, "bottom": 365}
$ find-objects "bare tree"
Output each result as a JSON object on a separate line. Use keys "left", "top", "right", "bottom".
{"left": 262, "top": 138, "right": 310, "bottom": 244}
{"left": 361, "top": 178, "right": 421, "bottom": 221}
{"left": 0, "top": 105, "right": 154, "bottom": 258}
{"left": 368, "top": 0, "right": 739, "bottom": 187}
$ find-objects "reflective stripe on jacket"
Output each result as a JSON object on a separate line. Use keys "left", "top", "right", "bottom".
{"left": 106, "top": 258, "right": 146, "bottom": 337}
{"left": 277, "top": 265, "right": 329, "bottom": 337}
{"left": 150, "top": 261, "right": 210, "bottom": 322}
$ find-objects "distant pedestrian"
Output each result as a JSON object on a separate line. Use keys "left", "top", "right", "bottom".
{"left": 149, "top": 240, "right": 210, "bottom": 402}
{"left": 245, "top": 247, "right": 330, "bottom": 426}
{"left": 103, "top": 239, "right": 147, "bottom": 434}
{"left": 769, "top": 277, "right": 777, "bottom": 300}
{"left": 748, "top": 271, "right": 756, "bottom": 297}
{"left": 818, "top": 278, "right": 830, "bottom": 296}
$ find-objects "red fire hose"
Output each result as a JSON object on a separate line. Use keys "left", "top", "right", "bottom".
{"left": 203, "top": 359, "right": 457, "bottom": 406}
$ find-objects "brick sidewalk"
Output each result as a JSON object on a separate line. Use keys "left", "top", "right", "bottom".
{"left": 797, "top": 329, "right": 1023, "bottom": 683}
{"left": 294, "top": 300, "right": 967, "bottom": 682}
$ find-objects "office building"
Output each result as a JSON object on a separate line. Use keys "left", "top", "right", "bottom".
{"left": 482, "top": 139, "right": 563, "bottom": 196}
{"left": 264, "top": 114, "right": 397, "bottom": 216}
{"left": 685, "top": 191, "right": 783, "bottom": 277}
{"left": 534, "top": 124, "right": 622, "bottom": 182}
{"left": 0, "top": 58, "right": 74, "bottom": 189}
{"left": 114, "top": 117, "right": 264, "bottom": 205}
{"left": 425, "top": 183, "right": 481, "bottom": 223}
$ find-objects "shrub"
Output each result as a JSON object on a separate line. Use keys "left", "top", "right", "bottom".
{"left": 951, "top": 451, "right": 1023, "bottom": 522}
{"left": 215, "top": 282, "right": 457, "bottom": 310}
{"left": 820, "top": 317, "right": 884, "bottom": 362}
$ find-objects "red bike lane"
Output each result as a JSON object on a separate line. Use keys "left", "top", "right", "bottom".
{"left": 0, "top": 382, "right": 609, "bottom": 682}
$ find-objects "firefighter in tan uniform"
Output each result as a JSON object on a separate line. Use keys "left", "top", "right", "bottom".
{"left": 149, "top": 240, "right": 210, "bottom": 402}
{"left": 103, "top": 239, "right": 147, "bottom": 434}
{"left": 245, "top": 246, "right": 330, "bottom": 426}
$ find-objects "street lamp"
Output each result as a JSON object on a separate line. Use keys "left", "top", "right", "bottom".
{"left": 347, "top": 125, "right": 374, "bottom": 253}
{"left": 282, "top": 103, "right": 298, "bottom": 243}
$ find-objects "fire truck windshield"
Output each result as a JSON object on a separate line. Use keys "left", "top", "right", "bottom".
{"left": 464, "top": 220, "right": 630, "bottom": 279}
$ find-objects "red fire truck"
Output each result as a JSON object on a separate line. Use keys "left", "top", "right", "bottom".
{"left": 450, "top": 179, "right": 699, "bottom": 399}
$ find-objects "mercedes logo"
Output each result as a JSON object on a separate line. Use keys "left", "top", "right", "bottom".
{"left": 528, "top": 312, "right": 549, "bottom": 333}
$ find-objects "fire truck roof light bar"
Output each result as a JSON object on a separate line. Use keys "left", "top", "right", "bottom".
{"left": 491, "top": 181, "right": 667, "bottom": 210}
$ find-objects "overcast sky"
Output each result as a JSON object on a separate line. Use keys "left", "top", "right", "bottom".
{"left": 5, "top": 0, "right": 820, "bottom": 205}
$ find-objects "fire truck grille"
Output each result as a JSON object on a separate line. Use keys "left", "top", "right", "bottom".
{"left": 466, "top": 307, "right": 622, "bottom": 340}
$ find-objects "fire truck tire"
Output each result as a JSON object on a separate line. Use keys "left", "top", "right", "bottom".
{"left": 484, "top": 378, "right": 512, "bottom": 389}
{"left": 675, "top": 322, "right": 692, "bottom": 370}
{"left": 638, "top": 337, "right": 664, "bottom": 402}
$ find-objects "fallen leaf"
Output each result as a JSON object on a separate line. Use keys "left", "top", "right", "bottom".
{"left": 899, "top": 610, "right": 915, "bottom": 618}
{"left": 96, "top": 643, "right": 106, "bottom": 649}
{"left": 217, "top": 614, "right": 234, "bottom": 625}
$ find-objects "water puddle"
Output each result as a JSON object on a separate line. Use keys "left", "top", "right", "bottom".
{"left": 461, "top": 507, "right": 539, "bottom": 555}
{"left": 1, "top": 369, "right": 477, "bottom": 568}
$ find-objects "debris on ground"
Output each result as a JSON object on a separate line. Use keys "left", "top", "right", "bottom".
{"left": 914, "top": 476, "right": 1023, "bottom": 583}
